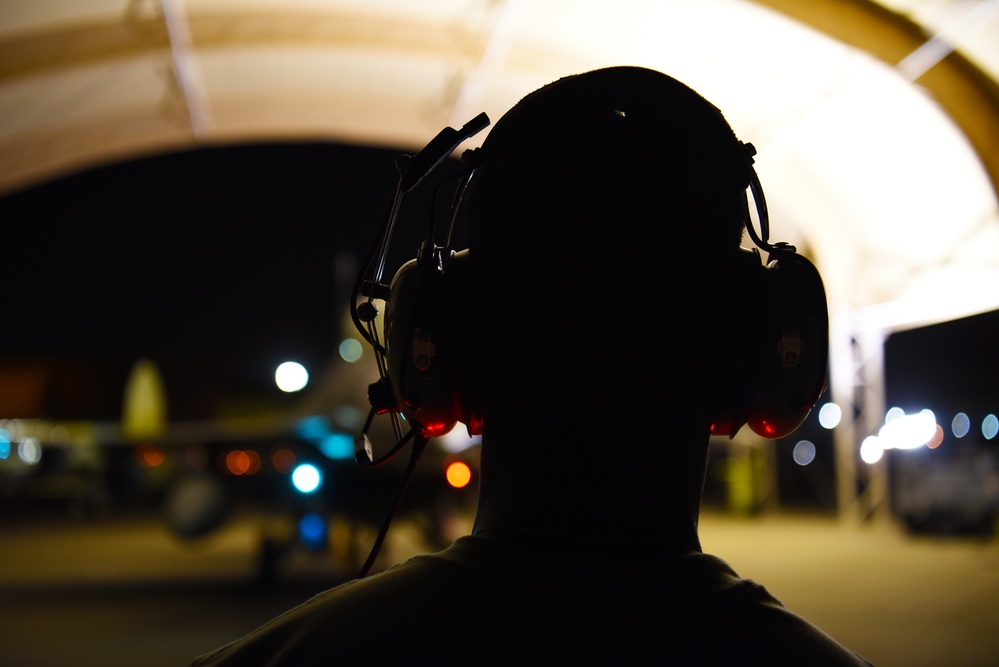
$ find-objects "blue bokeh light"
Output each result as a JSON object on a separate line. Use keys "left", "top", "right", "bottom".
{"left": 298, "top": 513, "right": 327, "bottom": 549}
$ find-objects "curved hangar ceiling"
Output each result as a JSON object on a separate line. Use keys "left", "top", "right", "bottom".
{"left": 1, "top": 0, "right": 998, "bottom": 331}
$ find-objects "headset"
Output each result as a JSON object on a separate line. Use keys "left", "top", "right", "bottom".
{"left": 352, "top": 120, "right": 828, "bottom": 446}
{"left": 711, "top": 143, "right": 830, "bottom": 440}
{"left": 348, "top": 113, "right": 490, "bottom": 577}
{"left": 348, "top": 104, "right": 829, "bottom": 575}
{"left": 351, "top": 112, "right": 490, "bottom": 459}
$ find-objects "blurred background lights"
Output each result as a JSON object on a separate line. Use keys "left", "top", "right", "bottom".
{"left": 318, "top": 433, "right": 353, "bottom": 460}
{"left": 225, "top": 449, "right": 261, "bottom": 475}
{"left": 792, "top": 440, "right": 817, "bottom": 466}
{"left": 296, "top": 416, "right": 354, "bottom": 460}
{"left": 878, "top": 409, "right": 937, "bottom": 450}
{"left": 926, "top": 424, "right": 945, "bottom": 449}
{"left": 17, "top": 437, "right": 41, "bottom": 465}
{"left": 885, "top": 407, "right": 906, "bottom": 424}
{"left": 298, "top": 513, "right": 327, "bottom": 550}
{"left": 2, "top": 420, "right": 21, "bottom": 439}
{"left": 292, "top": 463, "right": 322, "bottom": 493}
{"left": 860, "top": 436, "right": 884, "bottom": 464}
{"left": 818, "top": 402, "right": 842, "bottom": 430}
{"left": 275, "top": 361, "right": 309, "bottom": 392}
{"left": 137, "top": 443, "right": 166, "bottom": 468}
{"left": 984, "top": 414, "right": 999, "bottom": 440}
{"left": 437, "top": 429, "right": 481, "bottom": 454}
{"left": 332, "top": 405, "right": 364, "bottom": 431}
{"left": 186, "top": 445, "right": 209, "bottom": 470}
{"left": 445, "top": 461, "right": 472, "bottom": 489}
{"left": 338, "top": 337, "right": 363, "bottom": 363}
{"left": 952, "top": 412, "right": 971, "bottom": 438}
{"left": 271, "top": 447, "right": 297, "bottom": 474}
{"left": 49, "top": 425, "right": 70, "bottom": 444}
{"left": 0, "top": 429, "right": 10, "bottom": 460}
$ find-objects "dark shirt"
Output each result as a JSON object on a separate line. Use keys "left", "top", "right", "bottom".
{"left": 190, "top": 531, "right": 873, "bottom": 666}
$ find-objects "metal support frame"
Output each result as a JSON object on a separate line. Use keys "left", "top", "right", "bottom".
{"left": 159, "top": 0, "right": 213, "bottom": 139}
{"left": 831, "top": 311, "right": 890, "bottom": 522}
{"left": 448, "top": 0, "right": 525, "bottom": 128}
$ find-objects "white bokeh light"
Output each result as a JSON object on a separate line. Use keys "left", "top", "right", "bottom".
{"left": 793, "top": 440, "right": 817, "bottom": 466}
{"left": 17, "top": 437, "right": 41, "bottom": 465}
{"left": 275, "top": 362, "right": 309, "bottom": 392}
{"left": 860, "top": 436, "right": 884, "bottom": 464}
{"left": 292, "top": 464, "right": 322, "bottom": 493}
{"left": 885, "top": 407, "right": 906, "bottom": 424}
{"left": 984, "top": 414, "right": 999, "bottom": 440}
{"left": 438, "top": 429, "right": 482, "bottom": 454}
{"left": 878, "top": 409, "right": 937, "bottom": 450}
{"left": 339, "top": 338, "right": 363, "bottom": 363}
{"left": 952, "top": 412, "right": 971, "bottom": 438}
{"left": 818, "top": 403, "right": 842, "bottom": 430}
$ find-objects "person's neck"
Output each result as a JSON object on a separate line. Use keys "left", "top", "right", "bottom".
{"left": 470, "top": 420, "right": 708, "bottom": 555}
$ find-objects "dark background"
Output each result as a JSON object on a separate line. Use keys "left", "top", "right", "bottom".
{"left": 885, "top": 310, "right": 999, "bottom": 419}
{"left": 0, "top": 142, "right": 409, "bottom": 419}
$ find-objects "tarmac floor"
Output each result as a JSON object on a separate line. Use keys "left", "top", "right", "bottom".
{"left": 2, "top": 507, "right": 998, "bottom": 667}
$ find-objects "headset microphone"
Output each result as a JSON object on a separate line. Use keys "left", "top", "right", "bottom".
{"left": 350, "top": 113, "right": 491, "bottom": 577}
{"left": 399, "top": 113, "right": 489, "bottom": 193}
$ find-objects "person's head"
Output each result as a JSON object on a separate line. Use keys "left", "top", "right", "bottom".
{"left": 466, "top": 66, "right": 753, "bottom": 438}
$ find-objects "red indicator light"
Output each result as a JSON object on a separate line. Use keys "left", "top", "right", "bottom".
{"left": 421, "top": 421, "right": 452, "bottom": 438}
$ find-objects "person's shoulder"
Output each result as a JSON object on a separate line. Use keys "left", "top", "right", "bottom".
{"left": 188, "top": 540, "right": 874, "bottom": 667}
{"left": 188, "top": 549, "right": 478, "bottom": 666}
{"left": 686, "top": 553, "right": 874, "bottom": 666}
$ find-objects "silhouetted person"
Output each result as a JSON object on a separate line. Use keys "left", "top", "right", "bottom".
{"left": 190, "top": 66, "right": 872, "bottom": 666}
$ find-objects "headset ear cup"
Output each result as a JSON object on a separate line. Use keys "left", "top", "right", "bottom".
{"left": 711, "top": 248, "right": 767, "bottom": 437}
{"left": 384, "top": 258, "right": 459, "bottom": 438}
{"left": 745, "top": 251, "right": 829, "bottom": 438}
{"left": 439, "top": 249, "right": 485, "bottom": 435}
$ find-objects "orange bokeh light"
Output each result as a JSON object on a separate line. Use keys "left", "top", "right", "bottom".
{"left": 136, "top": 443, "right": 165, "bottom": 467}
{"left": 445, "top": 461, "right": 472, "bottom": 489}
{"left": 271, "top": 447, "right": 297, "bottom": 474}
{"left": 225, "top": 449, "right": 261, "bottom": 475}
{"left": 926, "top": 424, "right": 945, "bottom": 449}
